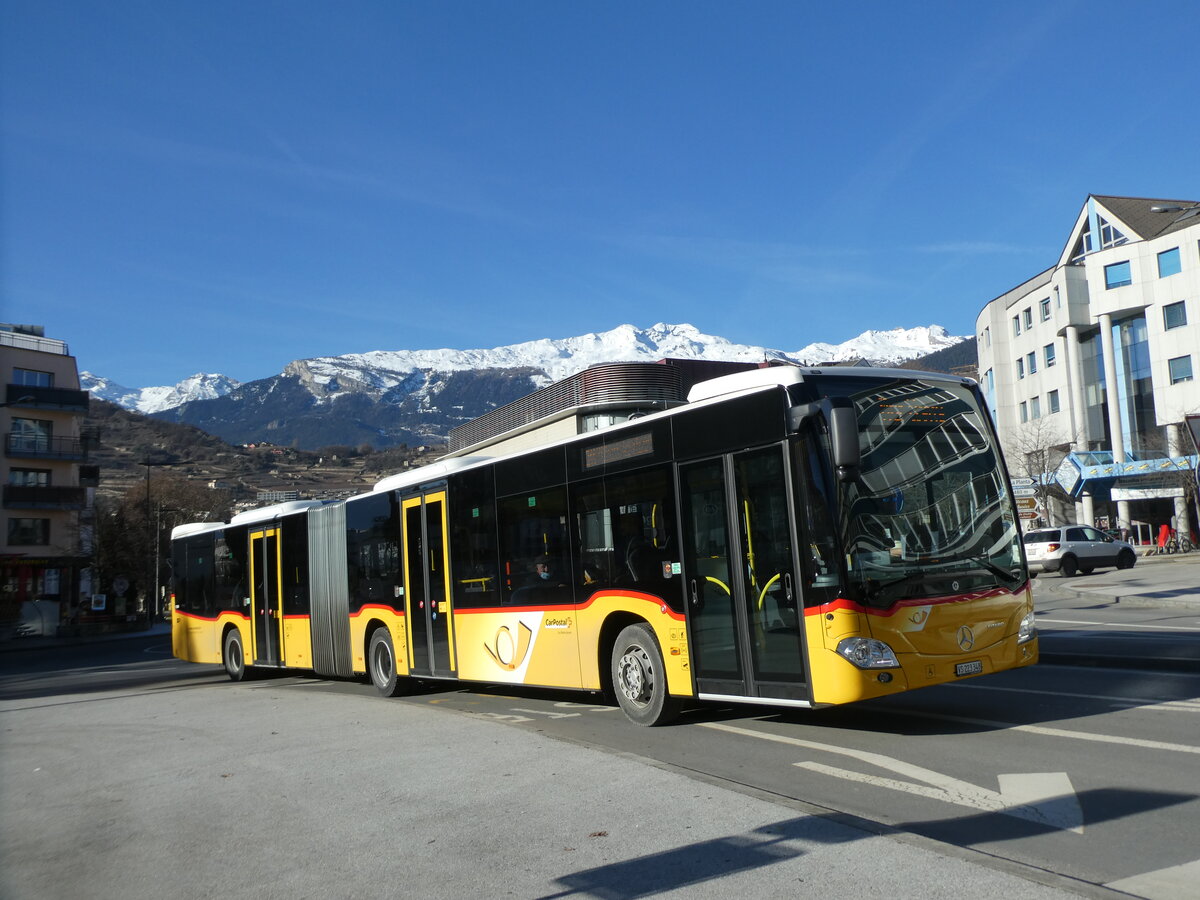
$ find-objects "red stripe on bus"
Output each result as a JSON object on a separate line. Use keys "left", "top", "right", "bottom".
{"left": 350, "top": 604, "right": 405, "bottom": 618}
{"left": 174, "top": 610, "right": 250, "bottom": 623}
{"left": 454, "top": 589, "right": 685, "bottom": 621}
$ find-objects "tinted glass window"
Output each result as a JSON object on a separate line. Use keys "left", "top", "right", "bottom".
{"left": 570, "top": 465, "right": 683, "bottom": 613}
{"left": 1022, "top": 531, "right": 1058, "bottom": 543}
{"left": 448, "top": 466, "right": 499, "bottom": 609}
{"left": 498, "top": 486, "right": 572, "bottom": 605}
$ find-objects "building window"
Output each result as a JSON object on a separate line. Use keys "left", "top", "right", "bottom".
{"left": 9, "top": 468, "right": 51, "bottom": 487}
{"left": 1027, "top": 351, "right": 1037, "bottom": 374}
{"left": 1031, "top": 396, "right": 1041, "bottom": 419}
{"left": 10, "top": 418, "right": 52, "bottom": 453}
{"left": 1105, "top": 261, "right": 1132, "bottom": 289}
{"left": 1016, "top": 358, "right": 1025, "bottom": 379}
{"left": 1169, "top": 355, "right": 1194, "bottom": 384}
{"left": 1040, "top": 298, "right": 1051, "bottom": 321}
{"left": 1164, "top": 301, "right": 1187, "bottom": 330}
{"left": 1044, "top": 343, "right": 1056, "bottom": 367}
{"left": 984, "top": 326, "right": 991, "bottom": 347}
{"left": 13, "top": 368, "right": 54, "bottom": 388}
{"left": 1013, "top": 315, "right": 1021, "bottom": 337}
{"left": 7, "top": 518, "right": 50, "bottom": 546}
{"left": 1023, "top": 308, "right": 1033, "bottom": 329}
{"left": 1158, "top": 247, "right": 1182, "bottom": 278}
{"left": 1048, "top": 390, "right": 1060, "bottom": 414}
{"left": 1019, "top": 401, "right": 1028, "bottom": 423}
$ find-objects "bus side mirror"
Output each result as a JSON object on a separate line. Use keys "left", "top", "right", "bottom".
{"left": 830, "top": 406, "right": 861, "bottom": 482}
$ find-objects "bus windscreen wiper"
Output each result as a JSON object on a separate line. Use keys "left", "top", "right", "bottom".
{"left": 965, "top": 555, "right": 1023, "bottom": 584}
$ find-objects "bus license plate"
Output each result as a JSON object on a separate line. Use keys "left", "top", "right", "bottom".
{"left": 956, "top": 660, "right": 983, "bottom": 677}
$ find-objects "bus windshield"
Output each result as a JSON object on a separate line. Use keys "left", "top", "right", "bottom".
{"left": 805, "top": 375, "right": 1024, "bottom": 608}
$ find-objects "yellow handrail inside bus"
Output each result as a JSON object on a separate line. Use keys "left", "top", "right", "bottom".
{"left": 757, "top": 573, "right": 781, "bottom": 610}
{"left": 704, "top": 576, "right": 731, "bottom": 596}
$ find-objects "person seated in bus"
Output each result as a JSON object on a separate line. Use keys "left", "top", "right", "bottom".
{"left": 510, "top": 556, "right": 571, "bottom": 605}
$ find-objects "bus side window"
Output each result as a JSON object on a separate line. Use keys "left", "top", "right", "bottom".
{"left": 793, "top": 431, "right": 842, "bottom": 606}
{"left": 498, "top": 487, "right": 572, "bottom": 605}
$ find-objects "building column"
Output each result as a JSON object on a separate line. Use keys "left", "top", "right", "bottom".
{"left": 1098, "top": 313, "right": 1125, "bottom": 463}
{"left": 1081, "top": 492, "right": 1095, "bottom": 527}
{"left": 1116, "top": 499, "right": 1132, "bottom": 536}
{"left": 1167, "top": 423, "right": 1192, "bottom": 538}
{"left": 1063, "top": 325, "right": 1088, "bottom": 451}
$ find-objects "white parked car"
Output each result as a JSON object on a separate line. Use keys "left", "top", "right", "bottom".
{"left": 1022, "top": 525, "right": 1138, "bottom": 576}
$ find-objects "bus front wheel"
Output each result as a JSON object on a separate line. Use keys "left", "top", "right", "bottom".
{"left": 611, "top": 623, "right": 681, "bottom": 726}
{"left": 223, "top": 629, "right": 249, "bottom": 682}
{"left": 368, "top": 628, "right": 410, "bottom": 697}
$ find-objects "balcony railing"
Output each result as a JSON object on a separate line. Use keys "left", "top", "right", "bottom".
{"left": 3, "top": 485, "right": 88, "bottom": 510}
{"left": 4, "top": 434, "right": 89, "bottom": 460}
{"left": 5, "top": 384, "right": 90, "bottom": 412}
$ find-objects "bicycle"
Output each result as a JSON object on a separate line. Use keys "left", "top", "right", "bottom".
{"left": 1163, "top": 535, "right": 1193, "bottom": 554}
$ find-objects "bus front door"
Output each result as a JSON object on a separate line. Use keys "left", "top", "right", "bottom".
{"left": 680, "top": 446, "right": 809, "bottom": 702}
{"left": 248, "top": 527, "right": 284, "bottom": 666}
{"left": 401, "top": 490, "right": 456, "bottom": 679}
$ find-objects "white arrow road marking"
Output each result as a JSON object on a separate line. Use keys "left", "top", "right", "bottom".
{"left": 701, "top": 722, "right": 1083, "bottom": 833}
{"left": 1106, "top": 857, "right": 1200, "bottom": 900}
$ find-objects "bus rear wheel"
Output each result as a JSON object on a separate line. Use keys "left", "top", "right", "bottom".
{"left": 611, "top": 623, "right": 680, "bottom": 726}
{"left": 223, "top": 629, "right": 249, "bottom": 682}
{"left": 368, "top": 628, "right": 410, "bottom": 697}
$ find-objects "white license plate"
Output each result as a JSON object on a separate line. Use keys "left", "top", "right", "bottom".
{"left": 955, "top": 660, "right": 983, "bottom": 677}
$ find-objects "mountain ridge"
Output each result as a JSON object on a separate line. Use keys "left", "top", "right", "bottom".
{"left": 83, "top": 322, "right": 964, "bottom": 412}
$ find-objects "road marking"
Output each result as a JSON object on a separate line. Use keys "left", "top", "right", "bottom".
{"left": 699, "top": 722, "right": 1082, "bottom": 833}
{"left": 954, "top": 682, "right": 1200, "bottom": 712}
{"left": 1106, "top": 858, "right": 1200, "bottom": 900}
{"left": 1039, "top": 617, "right": 1200, "bottom": 632}
{"left": 900, "top": 711, "right": 1200, "bottom": 755}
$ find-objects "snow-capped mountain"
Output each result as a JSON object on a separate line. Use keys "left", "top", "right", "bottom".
{"left": 86, "top": 323, "right": 967, "bottom": 450}
{"left": 282, "top": 323, "right": 963, "bottom": 402}
{"left": 81, "top": 371, "right": 240, "bottom": 414}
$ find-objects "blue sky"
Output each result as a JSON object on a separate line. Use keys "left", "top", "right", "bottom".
{"left": 3, "top": 1, "right": 1198, "bottom": 388}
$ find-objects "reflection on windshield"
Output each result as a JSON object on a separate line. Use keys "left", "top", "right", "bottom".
{"left": 819, "top": 378, "right": 1023, "bottom": 607}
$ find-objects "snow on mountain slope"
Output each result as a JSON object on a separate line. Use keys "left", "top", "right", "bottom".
{"left": 81, "top": 371, "right": 241, "bottom": 414}
{"left": 85, "top": 323, "right": 965, "bottom": 412}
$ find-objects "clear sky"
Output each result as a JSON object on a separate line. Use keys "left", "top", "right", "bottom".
{"left": 3, "top": 1, "right": 1198, "bottom": 389}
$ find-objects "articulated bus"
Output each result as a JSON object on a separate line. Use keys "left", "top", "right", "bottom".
{"left": 170, "top": 366, "right": 1037, "bottom": 725}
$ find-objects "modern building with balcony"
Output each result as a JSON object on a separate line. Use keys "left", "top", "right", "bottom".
{"left": 976, "top": 195, "right": 1200, "bottom": 543}
{"left": 1, "top": 323, "right": 95, "bottom": 636}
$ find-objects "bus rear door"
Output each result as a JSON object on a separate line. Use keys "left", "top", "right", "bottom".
{"left": 248, "top": 527, "right": 284, "bottom": 667}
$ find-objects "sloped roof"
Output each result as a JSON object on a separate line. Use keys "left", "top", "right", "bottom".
{"left": 1092, "top": 195, "right": 1200, "bottom": 241}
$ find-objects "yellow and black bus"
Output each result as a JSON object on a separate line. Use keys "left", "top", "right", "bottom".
{"left": 170, "top": 366, "right": 1037, "bottom": 725}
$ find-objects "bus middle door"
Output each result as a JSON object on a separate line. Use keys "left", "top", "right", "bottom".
{"left": 679, "top": 445, "right": 809, "bottom": 703}
{"left": 401, "top": 489, "right": 456, "bottom": 678}
{"left": 248, "top": 527, "right": 284, "bottom": 666}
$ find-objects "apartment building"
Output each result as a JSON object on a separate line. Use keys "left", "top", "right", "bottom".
{"left": 2, "top": 324, "right": 95, "bottom": 636}
{"left": 976, "top": 195, "right": 1200, "bottom": 541}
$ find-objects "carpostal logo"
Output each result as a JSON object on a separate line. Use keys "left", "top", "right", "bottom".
{"left": 543, "top": 616, "right": 572, "bottom": 630}
{"left": 484, "top": 621, "right": 533, "bottom": 671}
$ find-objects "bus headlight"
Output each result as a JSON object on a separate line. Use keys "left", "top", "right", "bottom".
{"left": 836, "top": 637, "right": 900, "bottom": 669}
{"left": 1017, "top": 611, "right": 1037, "bottom": 644}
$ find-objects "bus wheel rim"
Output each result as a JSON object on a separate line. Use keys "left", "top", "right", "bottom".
{"left": 618, "top": 646, "right": 652, "bottom": 705}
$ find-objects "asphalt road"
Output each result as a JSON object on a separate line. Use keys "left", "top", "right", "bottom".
{"left": 3, "top": 556, "right": 1198, "bottom": 900}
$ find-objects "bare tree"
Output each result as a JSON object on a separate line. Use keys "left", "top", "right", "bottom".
{"left": 1002, "top": 416, "right": 1074, "bottom": 528}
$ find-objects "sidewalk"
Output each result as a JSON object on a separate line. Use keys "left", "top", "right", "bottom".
{"left": 0, "top": 620, "right": 172, "bottom": 655}
{"left": 1046, "top": 546, "right": 1200, "bottom": 609}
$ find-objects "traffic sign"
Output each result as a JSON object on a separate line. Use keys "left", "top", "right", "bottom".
{"left": 1010, "top": 477, "right": 1036, "bottom": 487}
{"left": 1012, "top": 487, "right": 1038, "bottom": 497}
{"left": 1018, "top": 510, "right": 1038, "bottom": 520}
{"left": 1015, "top": 497, "right": 1037, "bottom": 510}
